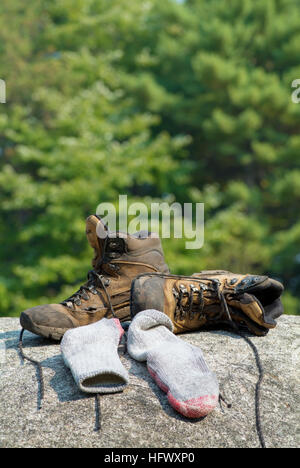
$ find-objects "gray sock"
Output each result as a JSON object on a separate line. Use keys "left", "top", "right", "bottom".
{"left": 61, "top": 318, "right": 129, "bottom": 394}
{"left": 127, "top": 309, "right": 219, "bottom": 418}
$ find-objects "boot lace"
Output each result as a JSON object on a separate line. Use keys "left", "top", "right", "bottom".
{"left": 173, "top": 279, "right": 224, "bottom": 322}
{"left": 61, "top": 234, "right": 123, "bottom": 317}
{"left": 61, "top": 269, "right": 117, "bottom": 318}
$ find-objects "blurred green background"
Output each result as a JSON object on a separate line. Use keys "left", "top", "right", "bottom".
{"left": 0, "top": 0, "right": 300, "bottom": 317}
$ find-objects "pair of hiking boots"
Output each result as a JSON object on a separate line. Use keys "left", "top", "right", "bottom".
{"left": 20, "top": 215, "right": 284, "bottom": 340}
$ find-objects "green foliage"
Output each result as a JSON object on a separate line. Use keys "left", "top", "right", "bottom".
{"left": 0, "top": 0, "right": 299, "bottom": 316}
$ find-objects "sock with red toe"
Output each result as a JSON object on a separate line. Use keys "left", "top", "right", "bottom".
{"left": 127, "top": 309, "right": 219, "bottom": 418}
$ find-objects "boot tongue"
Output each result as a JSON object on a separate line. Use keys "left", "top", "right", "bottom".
{"left": 86, "top": 215, "right": 109, "bottom": 269}
{"left": 227, "top": 292, "right": 277, "bottom": 330}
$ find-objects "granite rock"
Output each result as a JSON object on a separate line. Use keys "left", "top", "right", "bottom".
{"left": 0, "top": 315, "right": 299, "bottom": 448}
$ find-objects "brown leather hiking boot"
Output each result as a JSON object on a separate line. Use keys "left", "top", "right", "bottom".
{"left": 20, "top": 215, "right": 169, "bottom": 340}
{"left": 130, "top": 270, "right": 284, "bottom": 336}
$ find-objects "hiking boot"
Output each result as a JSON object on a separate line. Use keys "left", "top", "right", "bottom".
{"left": 130, "top": 270, "right": 284, "bottom": 336}
{"left": 20, "top": 215, "right": 169, "bottom": 340}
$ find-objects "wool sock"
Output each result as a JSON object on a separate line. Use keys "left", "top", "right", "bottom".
{"left": 61, "top": 318, "right": 129, "bottom": 394}
{"left": 127, "top": 309, "right": 219, "bottom": 418}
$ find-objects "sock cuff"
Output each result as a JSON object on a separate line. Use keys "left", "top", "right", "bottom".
{"left": 77, "top": 366, "right": 129, "bottom": 393}
{"left": 129, "top": 309, "right": 173, "bottom": 333}
{"left": 127, "top": 309, "right": 174, "bottom": 362}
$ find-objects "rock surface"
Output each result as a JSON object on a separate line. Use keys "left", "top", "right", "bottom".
{"left": 0, "top": 315, "right": 299, "bottom": 448}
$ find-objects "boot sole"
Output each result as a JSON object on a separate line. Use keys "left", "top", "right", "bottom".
{"left": 20, "top": 312, "right": 68, "bottom": 341}
{"left": 20, "top": 309, "right": 132, "bottom": 341}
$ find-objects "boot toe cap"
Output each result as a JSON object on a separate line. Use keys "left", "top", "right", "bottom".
{"left": 20, "top": 304, "right": 74, "bottom": 340}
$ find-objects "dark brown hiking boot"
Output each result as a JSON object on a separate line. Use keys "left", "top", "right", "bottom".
{"left": 130, "top": 270, "right": 284, "bottom": 336}
{"left": 20, "top": 215, "right": 169, "bottom": 340}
